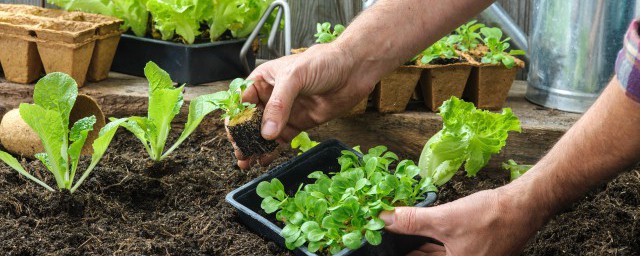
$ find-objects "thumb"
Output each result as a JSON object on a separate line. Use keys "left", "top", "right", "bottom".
{"left": 379, "top": 206, "right": 442, "bottom": 239}
{"left": 261, "top": 76, "right": 301, "bottom": 140}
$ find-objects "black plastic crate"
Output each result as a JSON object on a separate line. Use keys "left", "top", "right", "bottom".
{"left": 226, "top": 139, "right": 438, "bottom": 256}
{"left": 111, "top": 34, "right": 256, "bottom": 85}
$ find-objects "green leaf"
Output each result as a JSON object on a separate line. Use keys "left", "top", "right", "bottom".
{"left": 19, "top": 103, "right": 67, "bottom": 189}
{"left": 256, "top": 181, "right": 273, "bottom": 198}
{"left": 342, "top": 231, "right": 362, "bottom": 250}
{"left": 32, "top": 72, "right": 78, "bottom": 128}
{"left": 301, "top": 221, "right": 320, "bottom": 234}
{"left": 68, "top": 116, "right": 96, "bottom": 184}
{"left": 281, "top": 224, "right": 300, "bottom": 240}
{"left": 365, "top": 230, "right": 382, "bottom": 245}
{"left": 502, "top": 159, "right": 533, "bottom": 181}
{"left": 363, "top": 218, "right": 385, "bottom": 231}
{"left": 307, "top": 241, "right": 322, "bottom": 253}
{"left": 261, "top": 197, "right": 281, "bottom": 214}
{"left": 144, "top": 62, "right": 184, "bottom": 160}
{"left": 0, "top": 150, "right": 54, "bottom": 191}
{"left": 307, "top": 229, "right": 325, "bottom": 242}
{"left": 290, "top": 212, "right": 304, "bottom": 225}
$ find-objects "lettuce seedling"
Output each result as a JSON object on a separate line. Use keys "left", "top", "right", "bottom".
{"left": 290, "top": 131, "right": 319, "bottom": 155}
{"left": 452, "top": 20, "right": 485, "bottom": 52}
{"left": 479, "top": 27, "right": 526, "bottom": 69}
{"left": 418, "top": 97, "right": 521, "bottom": 186}
{"left": 414, "top": 36, "right": 460, "bottom": 65}
{"left": 0, "top": 73, "right": 125, "bottom": 193}
{"left": 314, "top": 22, "right": 346, "bottom": 44}
{"left": 258, "top": 146, "right": 436, "bottom": 254}
{"left": 118, "top": 62, "right": 219, "bottom": 161}
{"left": 209, "top": 78, "right": 278, "bottom": 157}
{"left": 502, "top": 159, "right": 533, "bottom": 181}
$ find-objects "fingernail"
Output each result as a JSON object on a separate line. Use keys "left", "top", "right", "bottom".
{"left": 379, "top": 211, "right": 394, "bottom": 226}
{"left": 262, "top": 120, "right": 277, "bottom": 138}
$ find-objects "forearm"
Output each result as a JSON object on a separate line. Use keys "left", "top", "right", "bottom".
{"left": 334, "top": 0, "right": 494, "bottom": 80}
{"left": 505, "top": 77, "right": 640, "bottom": 224}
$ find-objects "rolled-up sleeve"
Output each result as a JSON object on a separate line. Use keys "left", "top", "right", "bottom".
{"left": 616, "top": 19, "right": 640, "bottom": 102}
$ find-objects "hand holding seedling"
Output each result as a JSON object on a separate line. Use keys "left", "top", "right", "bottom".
{"left": 233, "top": 43, "right": 377, "bottom": 169}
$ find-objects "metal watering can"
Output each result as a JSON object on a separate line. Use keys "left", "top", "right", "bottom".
{"left": 526, "top": 0, "right": 640, "bottom": 113}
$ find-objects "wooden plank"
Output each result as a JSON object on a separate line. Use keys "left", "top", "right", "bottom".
{"left": 0, "top": 0, "right": 43, "bottom": 7}
{"left": 0, "top": 73, "right": 579, "bottom": 166}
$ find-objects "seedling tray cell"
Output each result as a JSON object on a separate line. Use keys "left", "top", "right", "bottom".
{"left": 226, "top": 139, "right": 438, "bottom": 256}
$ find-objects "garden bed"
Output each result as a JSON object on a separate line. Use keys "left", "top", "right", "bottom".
{"left": 0, "top": 126, "right": 637, "bottom": 255}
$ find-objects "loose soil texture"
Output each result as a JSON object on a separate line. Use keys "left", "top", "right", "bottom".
{"left": 0, "top": 126, "right": 638, "bottom": 255}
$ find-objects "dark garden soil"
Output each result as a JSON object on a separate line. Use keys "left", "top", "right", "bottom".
{"left": 0, "top": 125, "right": 638, "bottom": 255}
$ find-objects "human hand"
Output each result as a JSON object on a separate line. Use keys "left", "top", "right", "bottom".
{"left": 379, "top": 187, "right": 548, "bottom": 256}
{"left": 231, "top": 43, "right": 378, "bottom": 169}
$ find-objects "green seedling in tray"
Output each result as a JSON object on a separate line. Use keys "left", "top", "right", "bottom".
{"left": 314, "top": 22, "right": 346, "bottom": 44}
{"left": 479, "top": 27, "right": 526, "bottom": 69}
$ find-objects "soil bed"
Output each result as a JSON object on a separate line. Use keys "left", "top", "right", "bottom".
{"left": 0, "top": 126, "right": 638, "bottom": 255}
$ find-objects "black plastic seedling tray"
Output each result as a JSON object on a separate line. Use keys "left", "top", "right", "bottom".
{"left": 111, "top": 34, "right": 256, "bottom": 85}
{"left": 226, "top": 139, "right": 438, "bottom": 256}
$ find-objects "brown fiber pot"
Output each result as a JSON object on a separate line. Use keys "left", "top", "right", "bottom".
{"left": 0, "top": 13, "right": 44, "bottom": 83}
{"left": 462, "top": 53, "right": 524, "bottom": 110}
{"left": 373, "top": 66, "right": 422, "bottom": 113}
{"left": 0, "top": 94, "right": 106, "bottom": 158}
{"left": 416, "top": 62, "right": 471, "bottom": 111}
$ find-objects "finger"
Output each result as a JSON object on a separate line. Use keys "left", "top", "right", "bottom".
{"left": 379, "top": 206, "right": 441, "bottom": 239}
{"left": 407, "top": 250, "right": 446, "bottom": 256}
{"left": 256, "top": 149, "right": 279, "bottom": 167}
{"left": 237, "top": 159, "right": 251, "bottom": 170}
{"left": 261, "top": 76, "right": 302, "bottom": 140}
{"left": 417, "top": 243, "right": 446, "bottom": 253}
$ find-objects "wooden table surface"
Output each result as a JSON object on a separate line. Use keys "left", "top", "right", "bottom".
{"left": 0, "top": 72, "right": 582, "bottom": 164}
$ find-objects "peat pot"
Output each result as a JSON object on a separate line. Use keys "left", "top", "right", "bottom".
{"left": 0, "top": 94, "right": 105, "bottom": 157}
{"left": 226, "top": 139, "right": 438, "bottom": 256}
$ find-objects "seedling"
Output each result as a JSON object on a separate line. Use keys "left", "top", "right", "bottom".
{"left": 214, "top": 78, "right": 278, "bottom": 157}
{"left": 0, "top": 73, "right": 125, "bottom": 193}
{"left": 118, "top": 62, "right": 219, "bottom": 161}
{"left": 502, "top": 159, "right": 533, "bottom": 181}
{"left": 414, "top": 36, "right": 460, "bottom": 65}
{"left": 314, "top": 22, "right": 346, "bottom": 44}
{"left": 479, "top": 27, "right": 526, "bottom": 69}
{"left": 258, "top": 146, "right": 436, "bottom": 254}
{"left": 452, "top": 20, "right": 485, "bottom": 52}
{"left": 418, "top": 97, "right": 521, "bottom": 186}
{"left": 290, "top": 131, "right": 319, "bottom": 155}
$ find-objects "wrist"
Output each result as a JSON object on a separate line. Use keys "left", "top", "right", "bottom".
{"left": 496, "top": 173, "right": 556, "bottom": 230}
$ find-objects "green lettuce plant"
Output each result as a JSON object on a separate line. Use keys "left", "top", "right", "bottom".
{"left": 47, "top": 0, "right": 277, "bottom": 44}
{"left": 207, "top": 78, "right": 256, "bottom": 121}
{"left": 258, "top": 146, "right": 436, "bottom": 254}
{"left": 0, "top": 73, "right": 125, "bottom": 193}
{"left": 314, "top": 22, "right": 346, "bottom": 44}
{"left": 290, "top": 131, "right": 319, "bottom": 155}
{"left": 451, "top": 20, "right": 485, "bottom": 52}
{"left": 118, "top": 62, "right": 219, "bottom": 161}
{"left": 479, "top": 27, "right": 526, "bottom": 69}
{"left": 414, "top": 36, "right": 459, "bottom": 65}
{"left": 502, "top": 159, "right": 533, "bottom": 181}
{"left": 418, "top": 97, "right": 521, "bottom": 186}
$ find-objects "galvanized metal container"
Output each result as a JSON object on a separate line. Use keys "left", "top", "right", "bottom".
{"left": 526, "top": 1, "right": 640, "bottom": 113}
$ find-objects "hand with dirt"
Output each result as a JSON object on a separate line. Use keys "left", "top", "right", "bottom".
{"left": 230, "top": 43, "right": 378, "bottom": 169}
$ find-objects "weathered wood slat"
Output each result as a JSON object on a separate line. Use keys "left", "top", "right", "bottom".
{"left": 0, "top": 73, "right": 580, "bottom": 167}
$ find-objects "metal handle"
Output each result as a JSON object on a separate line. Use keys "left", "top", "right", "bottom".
{"left": 240, "top": 0, "right": 292, "bottom": 75}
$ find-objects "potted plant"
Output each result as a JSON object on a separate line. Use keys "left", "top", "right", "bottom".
{"left": 461, "top": 27, "right": 525, "bottom": 110}
{"left": 411, "top": 36, "right": 472, "bottom": 111}
{"left": 47, "top": 0, "right": 279, "bottom": 84}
